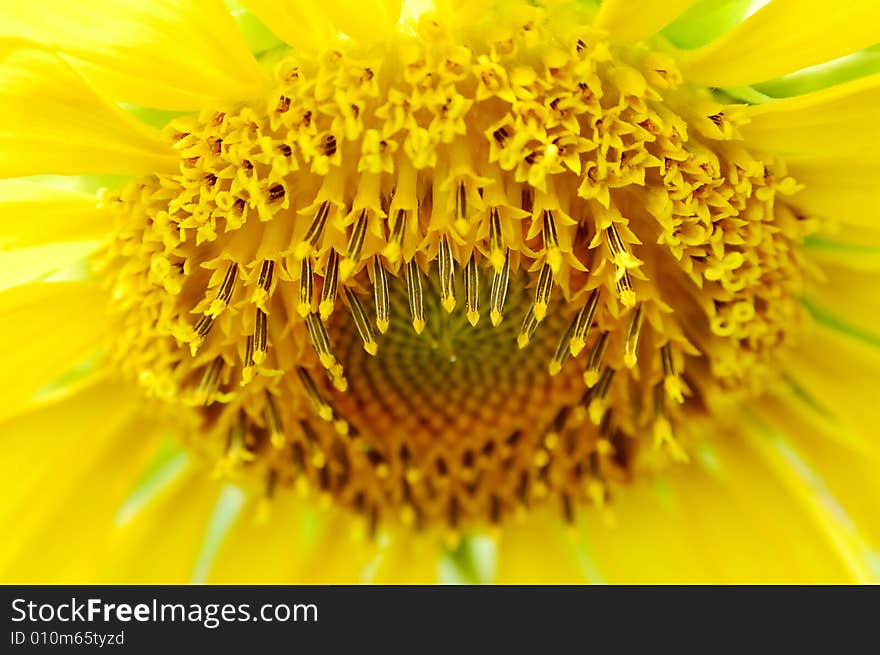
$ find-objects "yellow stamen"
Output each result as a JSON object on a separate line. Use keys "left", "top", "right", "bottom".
{"left": 489, "top": 250, "right": 510, "bottom": 327}
{"left": 298, "top": 257, "right": 313, "bottom": 318}
{"left": 583, "top": 332, "right": 610, "bottom": 388}
{"left": 406, "top": 259, "right": 425, "bottom": 334}
{"left": 532, "top": 263, "right": 554, "bottom": 323}
{"left": 319, "top": 250, "right": 339, "bottom": 321}
{"left": 569, "top": 289, "right": 599, "bottom": 357}
{"left": 465, "top": 255, "right": 480, "bottom": 327}
{"left": 372, "top": 256, "right": 390, "bottom": 334}
{"left": 624, "top": 305, "right": 644, "bottom": 369}
{"left": 438, "top": 234, "right": 456, "bottom": 313}
{"left": 344, "top": 287, "right": 378, "bottom": 355}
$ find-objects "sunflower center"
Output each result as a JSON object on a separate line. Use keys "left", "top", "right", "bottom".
{"left": 101, "top": 2, "right": 815, "bottom": 532}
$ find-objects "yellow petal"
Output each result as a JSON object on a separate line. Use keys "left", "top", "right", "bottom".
{"left": 0, "top": 0, "right": 267, "bottom": 110}
{"left": 576, "top": 435, "right": 861, "bottom": 582}
{"left": 203, "top": 494, "right": 317, "bottom": 583}
{"left": 0, "top": 49, "right": 176, "bottom": 177}
{"left": 319, "top": 0, "right": 404, "bottom": 42}
{"left": 99, "top": 471, "right": 230, "bottom": 583}
{"left": 681, "top": 1, "right": 880, "bottom": 87}
{"left": 759, "top": 389, "right": 880, "bottom": 508}
{"left": 431, "top": 0, "right": 495, "bottom": 29}
{"left": 496, "top": 512, "right": 590, "bottom": 582}
{"left": 738, "top": 72, "right": 880, "bottom": 157}
{"left": 783, "top": 321, "right": 880, "bottom": 445}
{"left": 0, "top": 180, "right": 109, "bottom": 249}
{"left": 739, "top": 415, "right": 879, "bottom": 583}
{"left": 0, "top": 381, "right": 122, "bottom": 532}
{"left": 370, "top": 533, "right": 441, "bottom": 583}
{"left": 0, "top": 280, "right": 110, "bottom": 423}
{"left": 594, "top": 0, "right": 697, "bottom": 43}
{"left": 0, "top": 181, "right": 108, "bottom": 290}
{"left": 805, "top": 261, "right": 880, "bottom": 342}
{"left": 244, "top": 0, "right": 402, "bottom": 49}
{"left": 241, "top": 0, "right": 339, "bottom": 51}
{"left": 277, "top": 514, "right": 379, "bottom": 583}
{"left": 786, "top": 157, "right": 880, "bottom": 228}
{"left": 806, "top": 235, "right": 880, "bottom": 270}
{"left": 0, "top": 241, "right": 100, "bottom": 292}
{"left": 208, "top": 500, "right": 377, "bottom": 582}
{"left": 0, "top": 382, "right": 161, "bottom": 582}
{"left": 754, "top": 395, "right": 880, "bottom": 553}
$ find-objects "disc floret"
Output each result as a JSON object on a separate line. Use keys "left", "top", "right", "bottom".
{"left": 102, "top": 3, "right": 814, "bottom": 532}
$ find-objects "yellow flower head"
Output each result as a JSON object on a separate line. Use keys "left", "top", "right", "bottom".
{"left": 1, "top": 0, "right": 880, "bottom": 583}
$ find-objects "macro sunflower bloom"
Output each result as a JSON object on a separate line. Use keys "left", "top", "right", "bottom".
{"left": 1, "top": 0, "right": 879, "bottom": 584}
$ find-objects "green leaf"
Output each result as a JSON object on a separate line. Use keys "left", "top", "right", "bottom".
{"left": 122, "top": 105, "right": 183, "bottom": 129}
{"left": 755, "top": 44, "right": 880, "bottom": 97}
{"left": 115, "top": 441, "right": 189, "bottom": 525}
{"left": 662, "top": 0, "right": 754, "bottom": 50}
{"left": 24, "top": 174, "right": 128, "bottom": 193}
{"left": 226, "top": 1, "right": 284, "bottom": 56}
{"left": 191, "top": 485, "right": 246, "bottom": 584}
{"left": 439, "top": 536, "right": 497, "bottom": 584}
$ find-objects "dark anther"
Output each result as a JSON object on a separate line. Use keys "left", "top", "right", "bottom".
{"left": 194, "top": 315, "right": 214, "bottom": 339}
{"left": 457, "top": 181, "right": 467, "bottom": 219}
{"left": 447, "top": 497, "right": 460, "bottom": 529}
{"left": 489, "top": 495, "right": 502, "bottom": 524}
{"left": 268, "top": 184, "right": 286, "bottom": 202}
{"left": 291, "top": 442, "right": 306, "bottom": 471}
{"left": 366, "top": 449, "right": 386, "bottom": 469}
{"left": 277, "top": 143, "right": 292, "bottom": 157}
{"left": 321, "top": 134, "right": 337, "bottom": 157}
{"left": 492, "top": 126, "right": 509, "bottom": 146}
{"left": 521, "top": 188, "right": 534, "bottom": 213}
{"left": 368, "top": 506, "right": 379, "bottom": 538}
{"left": 275, "top": 95, "right": 291, "bottom": 113}
{"left": 561, "top": 493, "right": 574, "bottom": 523}
{"left": 265, "top": 470, "right": 278, "bottom": 498}
{"left": 516, "top": 471, "right": 530, "bottom": 505}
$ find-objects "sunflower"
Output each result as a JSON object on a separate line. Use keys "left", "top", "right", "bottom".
{"left": 1, "top": 0, "right": 879, "bottom": 584}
